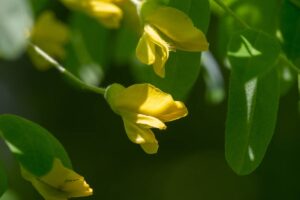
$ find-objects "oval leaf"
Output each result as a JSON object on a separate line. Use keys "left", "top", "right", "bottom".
{"left": 226, "top": 29, "right": 281, "bottom": 175}
{"left": 0, "top": 114, "right": 71, "bottom": 176}
{"left": 226, "top": 68, "right": 280, "bottom": 175}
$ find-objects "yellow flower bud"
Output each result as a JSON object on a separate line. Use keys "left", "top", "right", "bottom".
{"left": 105, "top": 83, "right": 188, "bottom": 154}
{"left": 28, "top": 11, "right": 69, "bottom": 70}
{"left": 136, "top": 6, "right": 209, "bottom": 78}
{"left": 21, "top": 159, "right": 93, "bottom": 200}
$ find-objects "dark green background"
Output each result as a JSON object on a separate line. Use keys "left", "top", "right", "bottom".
{"left": 1, "top": 49, "right": 300, "bottom": 200}
{"left": 1, "top": 0, "right": 300, "bottom": 199}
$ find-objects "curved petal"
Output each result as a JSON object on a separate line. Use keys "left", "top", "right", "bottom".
{"left": 158, "top": 101, "right": 188, "bottom": 122}
{"left": 123, "top": 119, "right": 158, "bottom": 145}
{"left": 152, "top": 42, "right": 167, "bottom": 78}
{"left": 140, "top": 141, "right": 159, "bottom": 154}
{"left": 144, "top": 25, "right": 170, "bottom": 77}
{"left": 40, "top": 159, "right": 92, "bottom": 197}
{"left": 136, "top": 114, "right": 166, "bottom": 130}
{"left": 112, "top": 84, "right": 188, "bottom": 121}
{"left": 122, "top": 112, "right": 166, "bottom": 130}
{"left": 146, "top": 6, "right": 209, "bottom": 51}
{"left": 136, "top": 31, "right": 156, "bottom": 65}
{"left": 85, "top": 0, "right": 123, "bottom": 28}
{"left": 21, "top": 159, "right": 92, "bottom": 200}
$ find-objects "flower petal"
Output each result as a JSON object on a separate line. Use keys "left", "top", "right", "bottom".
{"left": 21, "top": 159, "right": 92, "bottom": 200}
{"left": 85, "top": 0, "right": 123, "bottom": 28}
{"left": 124, "top": 118, "right": 159, "bottom": 154}
{"left": 144, "top": 25, "right": 170, "bottom": 77}
{"left": 140, "top": 141, "right": 159, "bottom": 154}
{"left": 123, "top": 119, "right": 158, "bottom": 145}
{"left": 146, "top": 6, "right": 209, "bottom": 51}
{"left": 122, "top": 112, "right": 167, "bottom": 130}
{"left": 158, "top": 101, "right": 188, "bottom": 122}
{"left": 136, "top": 31, "right": 156, "bottom": 65}
{"left": 110, "top": 83, "right": 188, "bottom": 121}
{"left": 40, "top": 159, "right": 93, "bottom": 197}
{"left": 29, "top": 177, "right": 68, "bottom": 200}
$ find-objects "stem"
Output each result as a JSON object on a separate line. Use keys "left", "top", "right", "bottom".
{"left": 212, "top": 0, "right": 250, "bottom": 29}
{"left": 29, "top": 43, "right": 106, "bottom": 95}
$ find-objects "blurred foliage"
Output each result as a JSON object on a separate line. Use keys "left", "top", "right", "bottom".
{"left": 1, "top": 0, "right": 300, "bottom": 199}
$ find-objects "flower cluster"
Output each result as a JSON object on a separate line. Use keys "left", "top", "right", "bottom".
{"left": 22, "top": 0, "right": 209, "bottom": 199}
{"left": 136, "top": 5, "right": 209, "bottom": 77}
{"left": 105, "top": 83, "right": 188, "bottom": 154}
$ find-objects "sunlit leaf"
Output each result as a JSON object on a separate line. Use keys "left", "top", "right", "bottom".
{"left": 227, "top": 29, "right": 280, "bottom": 81}
{"left": 216, "top": 0, "right": 281, "bottom": 59}
{"left": 226, "top": 29, "right": 281, "bottom": 175}
{"left": 0, "top": 0, "right": 33, "bottom": 59}
{"left": 0, "top": 115, "right": 71, "bottom": 176}
{"left": 226, "top": 68, "right": 280, "bottom": 175}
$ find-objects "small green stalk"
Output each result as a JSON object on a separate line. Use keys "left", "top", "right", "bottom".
{"left": 29, "top": 43, "right": 106, "bottom": 95}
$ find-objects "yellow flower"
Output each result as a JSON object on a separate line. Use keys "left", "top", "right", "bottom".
{"left": 21, "top": 158, "right": 93, "bottom": 200}
{"left": 62, "top": 0, "right": 127, "bottom": 28}
{"left": 28, "top": 11, "right": 69, "bottom": 70}
{"left": 136, "top": 6, "right": 209, "bottom": 78}
{"left": 105, "top": 83, "right": 188, "bottom": 154}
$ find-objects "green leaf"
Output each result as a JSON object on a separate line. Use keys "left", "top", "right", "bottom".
{"left": 225, "top": 29, "right": 281, "bottom": 175}
{"left": 281, "top": 0, "right": 300, "bottom": 68}
{"left": 227, "top": 29, "right": 281, "bottom": 81}
{"left": 114, "top": 27, "right": 139, "bottom": 65}
{"left": 226, "top": 68, "right": 280, "bottom": 175}
{"left": 0, "top": 0, "right": 33, "bottom": 59}
{"left": 131, "top": 0, "right": 210, "bottom": 100}
{"left": 0, "top": 115, "right": 71, "bottom": 176}
{"left": 0, "top": 161, "right": 7, "bottom": 198}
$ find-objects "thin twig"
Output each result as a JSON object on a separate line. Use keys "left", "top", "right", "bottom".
{"left": 29, "top": 43, "right": 106, "bottom": 95}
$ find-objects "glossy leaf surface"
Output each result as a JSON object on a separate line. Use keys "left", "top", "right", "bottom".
{"left": 0, "top": 115, "right": 71, "bottom": 176}
{"left": 226, "top": 29, "right": 281, "bottom": 175}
